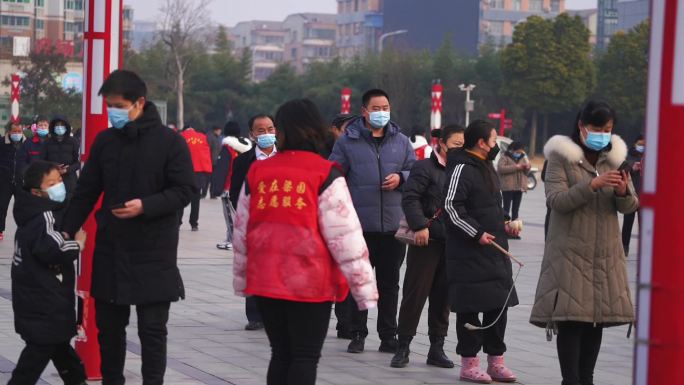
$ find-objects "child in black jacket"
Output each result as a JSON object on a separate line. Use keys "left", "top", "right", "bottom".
{"left": 9, "top": 160, "right": 87, "bottom": 385}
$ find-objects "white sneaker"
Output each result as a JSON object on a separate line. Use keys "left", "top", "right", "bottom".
{"left": 216, "top": 241, "right": 232, "bottom": 250}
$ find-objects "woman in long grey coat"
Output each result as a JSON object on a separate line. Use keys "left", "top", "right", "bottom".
{"left": 530, "top": 101, "right": 638, "bottom": 385}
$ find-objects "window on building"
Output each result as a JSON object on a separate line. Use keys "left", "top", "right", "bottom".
{"left": 488, "top": 21, "right": 504, "bottom": 36}
{"left": 123, "top": 8, "right": 133, "bottom": 21}
{"left": 528, "top": 0, "right": 543, "bottom": 12}
{"left": 1, "top": 16, "right": 30, "bottom": 27}
{"left": 36, "top": 0, "right": 45, "bottom": 6}
{"left": 1, "top": 0, "right": 31, "bottom": 3}
{"left": 35, "top": 19, "right": 44, "bottom": 29}
{"left": 489, "top": 0, "right": 504, "bottom": 9}
{"left": 291, "top": 48, "right": 297, "bottom": 59}
{"left": 512, "top": 0, "right": 521, "bottom": 11}
{"left": 551, "top": 0, "right": 560, "bottom": 12}
{"left": 65, "top": 0, "right": 83, "bottom": 10}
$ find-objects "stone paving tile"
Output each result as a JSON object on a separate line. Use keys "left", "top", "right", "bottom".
{"left": 0, "top": 186, "right": 637, "bottom": 384}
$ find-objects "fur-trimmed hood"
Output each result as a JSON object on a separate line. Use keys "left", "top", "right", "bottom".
{"left": 410, "top": 134, "right": 429, "bottom": 150}
{"left": 222, "top": 136, "right": 252, "bottom": 154}
{"left": 543, "top": 134, "right": 628, "bottom": 168}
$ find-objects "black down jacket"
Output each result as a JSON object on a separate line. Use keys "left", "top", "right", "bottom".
{"left": 442, "top": 149, "right": 518, "bottom": 313}
{"left": 11, "top": 190, "right": 80, "bottom": 344}
{"left": 62, "top": 102, "right": 196, "bottom": 305}
{"left": 401, "top": 151, "right": 447, "bottom": 242}
{"left": 40, "top": 116, "right": 80, "bottom": 195}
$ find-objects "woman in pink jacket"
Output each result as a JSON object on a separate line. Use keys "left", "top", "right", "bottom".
{"left": 233, "top": 99, "right": 378, "bottom": 385}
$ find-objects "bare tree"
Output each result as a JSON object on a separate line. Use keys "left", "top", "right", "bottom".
{"left": 158, "top": 0, "right": 211, "bottom": 129}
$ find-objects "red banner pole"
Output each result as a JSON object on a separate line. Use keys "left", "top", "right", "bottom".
{"left": 341, "top": 87, "right": 352, "bottom": 114}
{"left": 430, "top": 80, "right": 443, "bottom": 146}
{"left": 634, "top": 0, "right": 684, "bottom": 384}
{"left": 77, "top": 0, "right": 123, "bottom": 379}
{"left": 10, "top": 74, "right": 20, "bottom": 123}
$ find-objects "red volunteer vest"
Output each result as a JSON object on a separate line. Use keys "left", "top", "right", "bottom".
{"left": 181, "top": 129, "right": 213, "bottom": 173}
{"left": 245, "top": 150, "right": 349, "bottom": 303}
{"left": 222, "top": 145, "right": 238, "bottom": 191}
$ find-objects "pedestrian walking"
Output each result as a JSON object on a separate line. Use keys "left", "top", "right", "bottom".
{"left": 229, "top": 114, "right": 277, "bottom": 331}
{"left": 212, "top": 121, "right": 252, "bottom": 250}
{"left": 206, "top": 125, "right": 223, "bottom": 198}
{"left": 17, "top": 115, "right": 50, "bottom": 174}
{"left": 232, "top": 98, "right": 378, "bottom": 385}
{"left": 180, "top": 125, "right": 213, "bottom": 231}
{"left": 8, "top": 161, "right": 87, "bottom": 385}
{"left": 62, "top": 69, "right": 196, "bottom": 385}
{"left": 390, "top": 125, "right": 464, "bottom": 369}
{"left": 621, "top": 134, "right": 644, "bottom": 255}
{"left": 497, "top": 141, "right": 530, "bottom": 238}
{"left": 530, "top": 101, "right": 638, "bottom": 385}
{"left": 329, "top": 89, "right": 416, "bottom": 354}
{"left": 443, "top": 120, "right": 520, "bottom": 383}
{"left": 0, "top": 122, "right": 25, "bottom": 241}
{"left": 39, "top": 116, "right": 80, "bottom": 198}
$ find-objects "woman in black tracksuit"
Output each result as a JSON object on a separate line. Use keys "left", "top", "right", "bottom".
{"left": 391, "top": 125, "right": 464, "bottom": 369}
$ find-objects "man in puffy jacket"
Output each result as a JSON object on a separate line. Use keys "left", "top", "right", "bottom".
{"left": 0, "top": 122, "right": 26, "bottom": 241}
{"left": 330, "top": 88, "right": 416, "bottom": 354}
{"left": 17, "top": 115, "right": 50, "bottom": 174}
{"left": 40, "top": 116, "right": 80, "bottom": 198}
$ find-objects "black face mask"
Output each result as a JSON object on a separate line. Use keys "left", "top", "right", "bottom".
{"left": 487, "top": 143, "right": 500, "bottom": 161}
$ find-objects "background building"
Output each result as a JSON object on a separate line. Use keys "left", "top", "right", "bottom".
{"left": 335, "top": 0, "right": 383, "bottom": 59}
{"left": 616, "top": 0, "right": 649, "bottom": 32}
{"left": 231, "top": 20, "right": 287, "bottom": 82}
{"left": 283, "top": 13, "right": 337, "bottom": 73}
{"left": 568, "top": 8, "right": 598, "bottom": 45}
{"left": 597, "top": 0, "right": 649, "bottom": 50}
{"left": 479, "top": 0, "right": 566, "bottom": 47}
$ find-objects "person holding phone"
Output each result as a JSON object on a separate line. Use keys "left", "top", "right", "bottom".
{"left": 329, "top": 89, "right": 416, "bottom": 354}
{"left": 622, "top": 134, "right": 644, "bottom": 255}
{"left": 531, "top": 101, "right": 638, "bottom": 385}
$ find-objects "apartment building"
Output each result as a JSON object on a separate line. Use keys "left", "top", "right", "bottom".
{"left": 283, "top": 13, "right": 336, "bottom": 73}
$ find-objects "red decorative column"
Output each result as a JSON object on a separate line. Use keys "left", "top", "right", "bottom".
{"left": 77, "top": 0, "right": 123, "bottom": 379}
{"left": 430, "top": 80, "right": 443, "bottom": 145}
{"left": 341, "top": 87, "right": 352, "bottom": 114}
{"left": 10, "top": 74, "right": 20, "bottom": 123}
{"left": 634, "top": 0, "right": 684, "bottom": 384}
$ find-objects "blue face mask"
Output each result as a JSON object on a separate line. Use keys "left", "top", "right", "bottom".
{"left": 45, "top": 182, "right": 67, "bottom": 203}
{"left": 368, "top": 111, "right": 391, "bottom": 129}
{"left": 583, "top": 130, "right": 611, "bottom": 151}
{"left": 256, "top": 133, "right": 276, "bottom": 149}
{"left": 107, "top": 106, "right": 132, "bottom": 129}
{"left": 635, "top": 145, "right": 645, "bottom": 153}
{"left": 512, "top": 153, "right": 524, "bottom": 161}
{"left": 10, "top": 133, "right": 23, "bottom": 142}
{"left": 36, "top": 128, "right": 49, "bottom": 137}
{"left": 54, "top": 125, "right": 67, "bottom": 136}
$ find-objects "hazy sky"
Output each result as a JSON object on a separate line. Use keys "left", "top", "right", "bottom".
{"left": 124, "top": 0, "right": 600, "bottom": 25}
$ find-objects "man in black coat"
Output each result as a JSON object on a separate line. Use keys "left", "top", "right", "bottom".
{"left": 62, "top": 70, "right": 196, "bottom": 385}
{"left": 40, "top": 116, "right": 80, "bottom": 197}
{"left": 228, "top": 113, "right": 276, "bottom": 331}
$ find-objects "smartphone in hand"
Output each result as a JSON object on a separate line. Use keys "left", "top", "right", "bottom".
{"left": 110, "top": 202, "right": 126, "bottom": 210}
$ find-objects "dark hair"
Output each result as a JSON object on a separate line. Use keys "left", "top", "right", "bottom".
{"left": 23, "top": 161, "right": 60, "bottom": 191}
{"left": 223, "top": 121, "right": 241, "bottom": 137}
{"left": 634, "top": 133, "right": 644, "bottom": 144}
{"left": 248, "top": 114, "right": 274, "bottom": 131}
{"left": 34, "top": 115, "right": 49, "bottom": 124}
{"left": 331, "top": 114, "right": 355, "bottom": 128}
{"left": 362, "top": 89, "right": 390, "bottom": 108}
{"left": 274, "top": 99, "right": 328, "bottom": 155}
{"left": 98, "top": 69, "right": 147, "bottom": 102}
{"left": 182, "top": 124, "right": 192, "bottom": 131}
{"left": 441, "top": 124, "right": 465, "bottom": 143}
{"left": 571, "top": 100, "right": 616, "bottom": 143}
{"left": 464, "top": 120, "right": 495, "bottom": 150}
{"left": 508, "top": 141, "right": 524, "bottom": 152}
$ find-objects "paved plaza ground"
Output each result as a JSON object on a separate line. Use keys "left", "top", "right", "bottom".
{"left": 0, "top": 184, "right": 638, "bottom": 384}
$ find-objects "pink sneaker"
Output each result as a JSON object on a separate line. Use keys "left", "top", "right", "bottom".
{"left": 487, "top": 355, "right": 517, "bottom": 383}
{"left": 460, "top": 356, "right": 492, "bottom": 384}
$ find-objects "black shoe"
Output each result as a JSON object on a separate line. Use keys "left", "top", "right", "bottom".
{"left": 245, "top": 321, "right": 264, "bottom": 331}
{"left": 426, "top": 336, "right": 455, "bottom": 368}
{"left": 191, "top": 226, "right": 199, "bottom": 232}
{"left": 347, "top": 333, "right": 365, "bottom": 353}
{"left": 390, "top": 336, "right": 412, "bottom": 368}
{"left": 379, "top": 336, "right": 398, "bottom": 353}
{"left": 337, "top": 330, "right": 353, "bottom": 339}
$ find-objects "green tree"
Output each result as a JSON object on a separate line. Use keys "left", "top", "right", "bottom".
{"left": 596, "top": 21, "right": 649, "bottom": 136}
{"left": 3, "top": 45, "right": 79, "bottom": 120}
{"left": 501, "top": 15, "right": 594, "bottom": 156}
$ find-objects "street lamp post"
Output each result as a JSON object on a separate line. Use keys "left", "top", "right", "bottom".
{"left": 378, "top": 29, "right": 408, "bottom": 53}
{"left": 459, "top": 83, "right": 476, "bottom": 126}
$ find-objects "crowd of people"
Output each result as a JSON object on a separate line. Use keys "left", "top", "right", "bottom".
{"left": 0, "top": 69, "right": 642, "bottom": 385}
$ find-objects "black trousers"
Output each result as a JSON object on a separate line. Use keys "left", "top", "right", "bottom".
{"left": 622, "top": 211, "right": 639, "bottom": 254}
{"left": 334, "top": 293, "right": 351, "bottom": 333}
{"left": 397, "top": 242, "right": 449, "bottom": 337}
{"left": 456, "top": 309, "right": 508, "bottom": 357}
{"left": 181, "top": 172, "right": 209, "bottom": 228}
{"left": 95, "top": 300, "right": 171, "bottom": 385}
{"left": 246, "top": 296, "right": 263, "bottom": 323}
{"left": 8, "top": 341, "right": 86, "bottom": 385}
{"left": 199, "top": 172, "right": 210, "bottom": 198}
{"left": 256, "top": 297, "right": 332, "bottom": 385}
{"left": 556, "top": 321, "right": 603, "bottom": 385}
{"left": 349, "top": 233, "right": 406, "bottom": 339}
{"left": 0, "top": 180, "right": 16, "bottom": 232}
{"left": 502, "top": 191, "right": 523, "bottom": 220}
